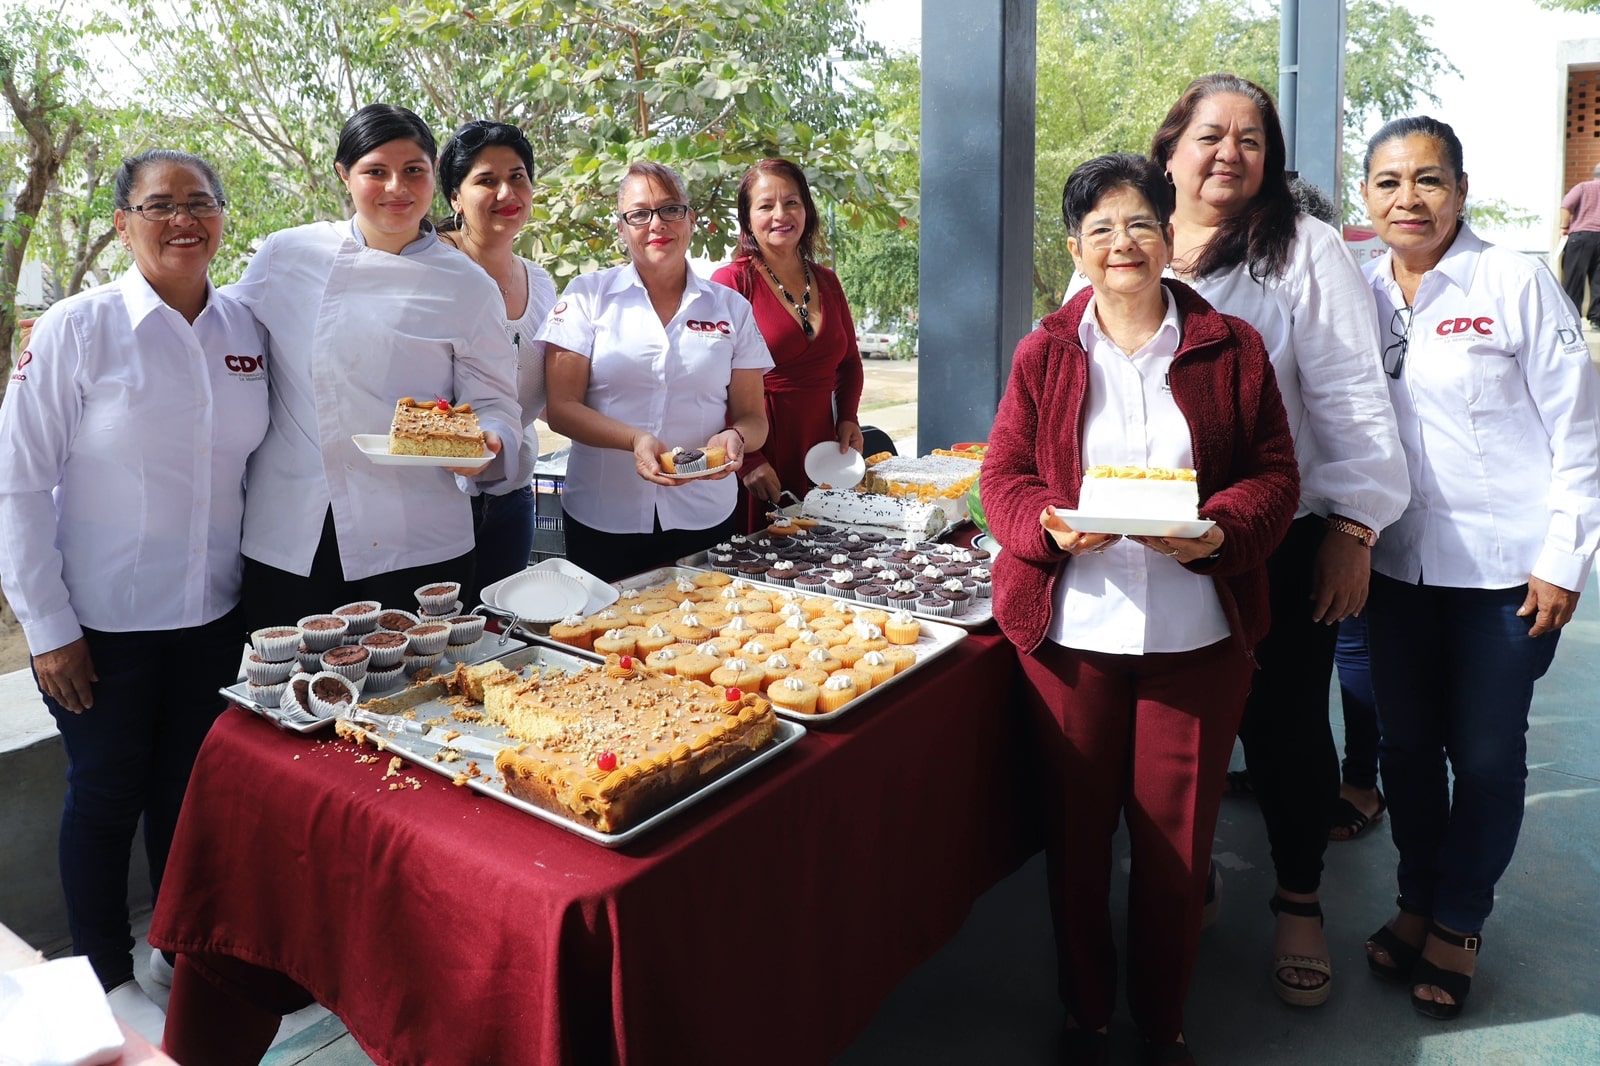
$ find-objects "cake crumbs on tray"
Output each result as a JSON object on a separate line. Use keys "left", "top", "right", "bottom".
{"left": 383, "top": 756, "right": 404, "bottom": 779}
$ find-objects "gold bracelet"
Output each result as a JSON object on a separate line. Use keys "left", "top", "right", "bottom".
{"left": 1327, "top": 515, "right": 1377, "bottom": 548}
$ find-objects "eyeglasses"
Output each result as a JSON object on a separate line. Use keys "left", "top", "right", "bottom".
{"left": 125, "top": 199, "right": 226, "bottom": 222}
{"left": 1383, "top": 305, "right": 1412, "bottom": 379}
{"left": 1076, "top": 219, "right": 1166, "bottom": 250}
{"left": 618, "top": 203, "right": 690, "bottom": 227}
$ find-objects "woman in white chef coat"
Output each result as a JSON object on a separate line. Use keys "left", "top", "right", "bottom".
{"left": 0, "top": 149, "right": 268, "bottom": 1040}
{"left": 1358, "top": 116, "right": 1600, "bottom": 1020}
{"left": 541, "top": 161, "right": 772, "bottom": 582}
{"left": 435, "top": 119, "right": 558, "bottom": 601}
{"left": 229, "top": 103, "right": 521, "bottom": 627}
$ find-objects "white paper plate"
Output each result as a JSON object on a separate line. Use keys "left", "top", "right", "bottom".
{"left": 803, "top": 442, "right": 866, "bottom": 490}
{"left": 1049, "top": 509, "right": 1215, "bottom": 539}
{"left": 483, "top": 559, "right": 618, "bottom": 616}
{"left": 661, "top": 461, "right": 735, "bottom": 480}
{"left": 972, "top": 533, "right": 1001, "bottom": 558}
{"left": 481, "top": 570, "right": 588, "bottom": 623}
{"left": 352, "top": 434, "right": 492, "bottom": 471}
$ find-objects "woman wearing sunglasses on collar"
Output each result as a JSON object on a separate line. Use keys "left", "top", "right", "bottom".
{"left": 1357, "top": 116, "right": 1600, "bottom": 1021}
{"left": 227, "top": 103, "right": 521, "bottom": 627}
{"left": 540, "top": 162, "right": 772, "bottom": 582}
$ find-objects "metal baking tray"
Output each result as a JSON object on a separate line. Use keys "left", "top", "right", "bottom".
{"left": 612, "top": 566, "right": 968, "bottom": 723}
{"left": 334, "top": 641, "right": 806, "bottom": 847}
{"left": 223, "top": 629, "right": 533, "bottom": 734}
{"left": 673, "top": 549, "right": 994, "bottom": 631}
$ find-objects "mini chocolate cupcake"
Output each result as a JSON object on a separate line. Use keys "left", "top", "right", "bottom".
{"left": 250, "top": 626, "right": 301, "bottom": 664}
{"left": 297, "top": 643, "right": 324, "bottom": 673}
{"left": 359, "top": 630, "right": 410, "bottom": 668}
{"left": 969, "top": 566, "right": 993, "bottom": 598}
{"left": 765, "top": 560, "right": 799, "bottom": 587}
{"left": 364, "top": 664, "right": 406, "bottom": 693}
{"left": 404, "top": 650, "right": 445, "bottom": 677}
{"left": 917, "top": 594, "right": 954, "bottom": 618}
{"left": 937, "top": 580, "right": 972, "bottom": 616}
{"left": 414, "top": 582, "right": 462, "bottom": 616}
{"left": 668, "top": 446, "right": 708, "bottom": 474}
{"left": 296, "top": 614, "right": 349, "bottom": 652}
{"left": 245, "top": 680, "right": 288, "bottom": 709}
{"left": 320, "top": 643, "right": 371, "bottom": 684}
{"left": 307, "top": 671, "right": 360, "bottom": 719}
{"left": 244, "top": 654, "right": 295, "bottom": 687}
{"left": 824, "top": 570, "right": 859, "bottom": 599}
{"left": 376, "top": 609, "right": 419, "bottom": 633}
{"left": 333, "top": 600, "right": 382, "bottom": 635}
{"left": 280, "top": 673, "right": 314, "bottom": 715}
{"left": 857, "top": 531, "right": 888, "bottom": 544}
{"left": 854, "top": 583, "right": 890, "bottom": 606}
{"left": 404, "top": 622, "right": 451, "bottom": 657}
{"left": 793, "top": 571, "right": 829, "bottom": 593}
{"left": 446, "top": 614, "right": 487, "bottom": 646}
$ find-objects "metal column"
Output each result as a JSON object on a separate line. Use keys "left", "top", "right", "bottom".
{"left": 1280, "top": 0, "right": 1346, "bottom": 206}
{"left": 917, "top": 0, "right": 1036, "bottom": 450}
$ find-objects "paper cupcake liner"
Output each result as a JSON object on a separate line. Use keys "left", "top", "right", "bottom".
{"left": 365, "top": 664, "right": 406, "bottom": 693}
{"left": 297, "top": 644, "right": 325, "bottom": 673}
{"left": 333, "top": 601, "right": 382, "bottom": 635}
{"left": 296, "top": 614, "right": 350, "bottom": 652}
{"left": 319, "top": 648, "right": 371, "bottom": 684}
{"left": 307, "top": 671, "right": 361, "bottom": 719}
{"left": 413, "top": 582, "right": 462, "bottom": 615}
{"left": 446, "top": 636, "right": 484, "bottom": 663}
{"left": 446, "top": 614, "right": 487, "bottom": 645}
{"left": 244, "top": 656, "right": 295, "bottom": 686}
{"left": 245, "top": 681, "right": 287, "bottom": 709}
{"left": 249, "top": 627, "right": 301, "bottom": 664}
{"left": 405, "top": 650, "right": 445, "bottom": 676}
{"left": 404, "top": 623, "right": 451, "bottom": 656}
{"left": 358, "top": 632, "right": 410, "bottom": 669}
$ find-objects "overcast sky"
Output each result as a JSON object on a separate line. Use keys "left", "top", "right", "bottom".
{"left": 858, "top": 0, "right": 1600, "bottom": 251}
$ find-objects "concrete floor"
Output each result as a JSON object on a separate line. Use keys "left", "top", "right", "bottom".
{"left": 129, "top": 565, "right": 1600, "bottom": 1065}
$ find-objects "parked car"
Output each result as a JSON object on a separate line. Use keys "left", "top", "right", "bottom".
{"left": 856, "top": 330, "right": 897, "bottom": 358}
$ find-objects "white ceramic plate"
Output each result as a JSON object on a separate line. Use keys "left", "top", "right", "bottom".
{"left": 972, "top": 533, "right": 1001, "bottom": 558}
{"left": 482, "top": 559, "right": 619, "bottom": 616}
{"left": 660, "top": 461, "right": 735, "bottom": 480}
{"left": 481, "top": 570, "right": 588, "bottom": 623}
{"left": 1049, "top": 509, "right": 1216, "bottom": 538}
{"left": 803, "top": 442, "right": 866, "bottom": 490}
{"left": 352, "top": 434, "right": 493, "bottom": 471}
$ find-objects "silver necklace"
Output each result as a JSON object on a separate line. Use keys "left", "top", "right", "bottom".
{"left": 760, "top": 257, "right": 814, "bottom": 338}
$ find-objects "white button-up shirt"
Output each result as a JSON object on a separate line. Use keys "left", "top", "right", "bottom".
{"left": 1365, "top": 226, "right": 1600, "bottom": 592}
{"left": 227, "top": 221, "right": 520, "bottom": 580}
{"left": 538, "top": 264, "right": 773, "bottom": 533}
{"left": 1048, "top": 290, "right": 1230, "bottom": 654}
{"left": 0, "top": 270, "right": 269, "bottom": 654}
{"left": 1067, "top": 216, "right": 1409, "bottom": 532}
{"left": 474, "top": 255, "right": 557, "bottom": 498}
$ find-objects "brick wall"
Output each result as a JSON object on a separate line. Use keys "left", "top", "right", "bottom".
{"left": 1565, "top": 69, "right": 1600, "bottom": 191}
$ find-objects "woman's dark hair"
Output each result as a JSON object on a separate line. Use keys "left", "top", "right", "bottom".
{"left": 1061, "top": 153, "right": 1174, "bottom": 235}
{"left": 1288, "top": 176, "right": 1339, "bottom": 226}
{"left": 734, "top": 159, "right": 823, "bottom": 261}
{"left": 334, "top": 103, "right": 437, "bottom": 170}
{"left": 1363, "top": 115, "right": 1465, "bottom": 181}
{"left": 1150, "top": 73, "right": 1296, "bottom": 282}
{"left": 113, "top": 149, "right": 224, "bottom": 208}
{"left": 438, "top": 120, "right": 536, "bottom": 208}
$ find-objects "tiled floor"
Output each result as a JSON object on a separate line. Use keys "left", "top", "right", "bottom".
{"left": 129, "top": 572, "right": 1600, "bottom": 1064}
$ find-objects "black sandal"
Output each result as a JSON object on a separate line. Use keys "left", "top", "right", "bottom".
{"left": 1328, "top": 789, "right": 1386, "bottom": 841}
{"left": 1411, "top": 923, "right": 1482, "bottom": 1020}
{"left": 1366, "top": 896, "right": 1427, "bottom": 983}
{"left": 1268, "top": 895, "right": 1332, "bottom": 1007}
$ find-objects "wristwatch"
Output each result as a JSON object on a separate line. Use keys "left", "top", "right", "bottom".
{"left": 1326, "top": 515, "right": 1377, "bottom": 548}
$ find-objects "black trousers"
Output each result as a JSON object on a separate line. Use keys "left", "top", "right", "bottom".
{"left": 1237, "top": 514, "right": 1341, "bottom": 895}
{"left": 242, "top": 510, "right": 475, "bottom": 633}
{"left": 1561, "top": 230, "right": 1600, "bottom": 325}
{"left": 562, "top": 508, "right": 737, "bottom": 583}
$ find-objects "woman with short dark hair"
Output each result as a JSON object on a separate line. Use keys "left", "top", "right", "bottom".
{"left": 229, "top": 103, "right": 522, "bottom": 625}
{"left": 985, "top": 152, "right": 1299, "bottom": 1065}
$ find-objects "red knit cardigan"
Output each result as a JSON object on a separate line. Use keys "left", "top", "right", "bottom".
{"left": 981, "top": 280, "right": 1300, "bottom": 655}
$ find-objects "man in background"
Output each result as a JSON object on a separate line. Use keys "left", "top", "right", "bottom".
{"left": 1559, "top": 163, "right": 1600, "bottom": 330}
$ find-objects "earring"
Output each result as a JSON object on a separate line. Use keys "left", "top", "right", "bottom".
{"left": 1165, "top": 171, "right": 1175, "bottom": 186}
{"left": 453, "top": 211, "right": 463, "bottom": 231}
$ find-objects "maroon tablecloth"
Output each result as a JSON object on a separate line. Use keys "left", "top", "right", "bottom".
{"left": 150, "top": 631, "right": 1037, "bottom": 1066}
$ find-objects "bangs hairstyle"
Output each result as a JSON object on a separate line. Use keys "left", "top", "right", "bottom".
{"left": 335, "top": 103, "right": 437, "bottom": 170}
{"left": 1150, "top": 73, "right": 1296, "bottom": 282}
{"left": 735, "top": 159, "right": 823, "bottom": 262}
{"left": 1363, "top": 115, "right": 1465, "bottom": 181}
{"left": 618, "top": 161, "right": 689, "bottom": 206}
{"left": 113, "top": 149, "right": 224, "bottom": 208}
{"left": 438, "top": 120, "right": 536, "bottom": 202}
{"left": 1061, "top": 153, "right": 1174, "bottom": 235}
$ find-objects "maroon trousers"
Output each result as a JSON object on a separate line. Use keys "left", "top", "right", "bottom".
{"left": 1019, "top": 637, "right": 1253, "bottom": 1042}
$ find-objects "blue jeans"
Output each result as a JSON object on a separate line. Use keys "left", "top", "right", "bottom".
{"left": 1367, "top": 575, "right": 1559, "bottom": 933}
{"left": 42, "top": 609, "right": 242, "bottom": 989}
{"left": 470, "top": 486, "right": 536, "bottom": 604}
{"left": 1334, "top": 613, "right": 1380, "bottom": 790}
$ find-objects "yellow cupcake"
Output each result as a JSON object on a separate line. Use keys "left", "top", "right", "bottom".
{"left": 767, "top": 675, "right": 819, "bottom": 715}
{"left": 592, "top": 628, "right": 637, "bottom": 657}
{"left": 835, "top": 665, "right": 876, "bottom": 693}
{"left": 818, "top": 672, "right": 860, "bottom": 712}
{"left": 634, "top": 624, "right": 675, "bottom": 655}
{"left": 696, "top": 636, "right": 743, "bottom": 659}
{"left": 709, "top": 657, "right": 765, "bottom": 693}
{"left": 801, "top": 646, "right": 842, "bottom": 674}
{"left": 843, "top": 621, "right": 889, "bottom": 651}
{"left": 850, "top": 607, "right": 890, "bottom": 629}
{"left": 747, "top": 611, "right": 784, "bottom": 634}
{"left": 694, "top": 570, "right": 733, "bottom": 587}
{"left": 760, "top": 653, "right": 797, "bottom": 691}
{"left": 548, "top": 615, "right": 593, "bottom": 651}
{"left": 644, "top": 647, "right": 682, "bottom": 672}
{"left": 673, "top": 652, "right": 720, "bottom": 684}
{"left": 792, "top": 665, "right": 831, "bottom": 687}
{"left": 881, "top": 646, "right": 918, "bottom": 674}
{"left": 669, "top": 614, "right": 714, "bottom": 643}
{"left": 885, "top": 610, "right": 921, "bottom": 646}
{"left": 800, "top": 597, "right": 837, "bottom": 619}
{"left": 809, "top": 613, "right": 851, "bottom": 631}
{"left": 858, "top": 650, "right": 896, "bottom": 687}
{"left": 832, "top": 643, "right": 869, "bottom": 667}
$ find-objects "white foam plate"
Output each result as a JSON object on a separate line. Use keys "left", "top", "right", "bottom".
{"left": 352, "top": 434, "right": 493, "bottom": 471}
{"left": 483, "top": 559, "right": 618, "bottom": 616}
{"left": 661, "top": 461, "right": 735, "bottom": 480}
{"left": 972, "top": 533, "right": 1001, "bottom": 558}
{"left": 1048, "top": 509, "right": 1215, "bottom": 539}
{"left": 803, "top": 442, "right": 866, "bottom": 490}
{"left": 480, "top": 570, "right": 588, "bottom": 623}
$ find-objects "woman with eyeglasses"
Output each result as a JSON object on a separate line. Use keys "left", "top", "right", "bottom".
{"left": 226, "top": 103, "right": 521, "bottom": 627}
{"left": 0, "top": 149, "right": 268, "bottom": 1040}
{"left": 435, "top": 120, "right": 558, "bottom": 601}
{"left": 1357, "top": 116, "right": 1600, "bottom": 1020}
{"left": 710, "top": 159, "right": 864, "bottom": 531}
{"left": 1142, "top": 73, "right": 1410, "bottom": 1008}
{"left": 985, "top": 154, "right": 1299, "bottom": 1066}
{"left": 540, "top": 161, "right": 772, "bottom": 581}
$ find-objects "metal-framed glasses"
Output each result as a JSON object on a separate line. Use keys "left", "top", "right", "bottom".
{"left": 618, "top": 203, "right": 690, "bottom": 227}
{"left": 125, "top": 198, "right": 227, "bottom": 222}
{"left": 1383, "top": 305, "right": 1412, "bottom": 379}
{"left": 1077, "top": 218, "right": 1165, "bottom": 250}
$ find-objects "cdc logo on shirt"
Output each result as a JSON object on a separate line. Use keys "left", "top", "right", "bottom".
{"left": 686, "top": 320, "right": 731, "bottom": 335}
{"left": 223, "top": 353, "right": 267, "bottom": 380}
{"left": 10, "top": 349, "right": 31, "bottom": 383}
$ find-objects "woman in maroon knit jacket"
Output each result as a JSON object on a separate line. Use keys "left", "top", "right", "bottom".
{"left": 981, "top": 154, "right": 1298, "bottom": 1066}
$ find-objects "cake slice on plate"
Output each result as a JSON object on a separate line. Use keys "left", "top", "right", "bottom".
{"left": 389, "top": 397, "right": 485, "bottom": 458}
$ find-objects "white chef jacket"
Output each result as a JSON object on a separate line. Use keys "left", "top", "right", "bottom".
{"left": 1365, "top": 225, "right": 1600, "bottom": 592}
{"left": 538, "top": 263, "right": 773, "bottom": 533}
{"left": 227, "top": 220, "right": 520, "bottom": 580}
{"left": 1067, "top": 215, "right": 1409, "bottom": 532}
{"left": 1047, "top": 290, "right": 1230, "bottom": 654}
{"left": 471, "top": 256, "right": 557, "bottom": 497}
{"left": 0, "top": 270, "right": 269, "bottom": 654}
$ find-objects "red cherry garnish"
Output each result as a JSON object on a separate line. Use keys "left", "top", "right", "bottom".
{"left": 596, "top": 751, "right": 617, "bottom": 772}
{"left": 724, "top": 687, "right": 742, "bottom": 701}
{"left": 619, "top": 655, "right": 634, "bottom": 670}
{"left": 435, "top": 398, "right": 451, "bottom": 412}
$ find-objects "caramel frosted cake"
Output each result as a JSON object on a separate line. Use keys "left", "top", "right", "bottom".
{"left": 1077, "top": 465, "right": 1199, "bottom": 520}
{"left": 450, "top": 655, "right": 777, "bottom": 834}
{"left": 389, "top": 397, "right": 485, "bottom": 458}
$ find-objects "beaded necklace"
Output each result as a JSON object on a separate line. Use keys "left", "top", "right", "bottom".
{"left": 759, "top": 257, "right": 814, "bottom": 339}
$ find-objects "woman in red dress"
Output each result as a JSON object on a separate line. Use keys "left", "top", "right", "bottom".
{"left": 712, "top": 159, "right": 865, "bottom": 532}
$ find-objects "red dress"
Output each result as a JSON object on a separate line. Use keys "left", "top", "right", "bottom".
{"left": 711, "top": 257, "right": 865, "bottom": 532}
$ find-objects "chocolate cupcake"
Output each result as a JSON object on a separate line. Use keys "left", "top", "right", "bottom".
{"left": 404, "top": 650, "right": 445, "bottom": 677}
{"left": 245, "top": 681, "right": 288, "bottom": 709}
{"left": 404, "top": 622, "right": 451, "bottom": 657}
{"left": 376, "top": 609, "right": 420, "bottom": 633}
{"left": 414, "top": 581, "right": 462, "bottom": 616}
{"left": 917, "top": 595, "right": 954, "bottom": 618}
{"left": 446, "top": 614, "right": 487, "bottom": 646}
{"left": 280, "top": 673, "right": 314, "bottom": 715}
{"left": 307, "top": 671, "right": 359, "bottom": 719}
{"left": 793, "top": 571, "right": 829, "bottom": 593}
{"left": 854, "top": 583, "right": 889, "bottom": 606}
{"left": 364, "top": 664, "right": 405, "bottom": 694}
{"left": 359, "top": 630, "right": 410, "bottom": 669}
{"left": 297, "top": 643, "right": 324, "bottom": 673}
{"left": 333, "top": 601, "right": 382, "bottom": 635}
{"left": 320, "top": 643, "right": 371, "bottom": 684}
{"left": 250, "top": 626, "right": 301, "bottom": 664}
{"left": 297, "top": 614, "right": 348, "bottom": 652}
{"left": 244, "top": 654, "right": 295, "bottom": 687}
{"left": 765, "top": 560, "right": 799, "bottom": 587}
